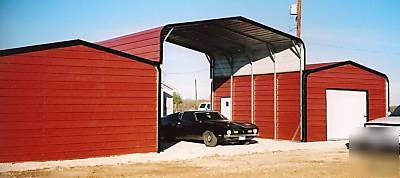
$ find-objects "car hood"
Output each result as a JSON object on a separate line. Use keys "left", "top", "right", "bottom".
{"left": 366, "top": 116, "right": 400, "bottom": 125}
{"left": 203, "top": 120, "right": 257, "bottom": 129}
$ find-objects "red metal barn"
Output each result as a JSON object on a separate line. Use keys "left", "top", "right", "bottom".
{"left": 0, "top": 40, "right": 159, "bottom": 163}
{"left": 213, "top": 61, "right": 388, "bottom": 142}
{"left": 0, "top": 16, "right": 390, "bottom": 163}
{"left": 303, "top": 61, "right": 389, "bottom": 141}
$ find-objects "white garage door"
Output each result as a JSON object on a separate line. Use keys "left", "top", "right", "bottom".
{"left": 326, "top": 89, "right": 367, "bottom": 140}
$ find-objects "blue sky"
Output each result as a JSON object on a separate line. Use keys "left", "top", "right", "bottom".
{"left": 1, "top": 0, "right": 399, "bottom": 105}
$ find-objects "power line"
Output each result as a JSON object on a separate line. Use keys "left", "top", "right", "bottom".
{"left": 164, "top": 68, "right": 209, "bottom": 75}
{"left": 194, "top": 78, "right": 198, "bottom": 102}
{"left": 308, "top": 41, "right": 400, "bottom": 56}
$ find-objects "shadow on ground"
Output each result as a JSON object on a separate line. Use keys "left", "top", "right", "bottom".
{"left": 158, "top": 139, "right": 259, "bottom": 152}
{"left": 158, "top": 140, "right": 180, "bottom": 152}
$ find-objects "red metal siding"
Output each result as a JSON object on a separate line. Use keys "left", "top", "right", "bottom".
{"left": 306, "top": 64, "right": 387, "bottom": 141}
{"left": 305, "top": 62, "right": 340, "bottom": 70}
{"left": 0, "top": 45, "right": 157, "bottom": 163}
{"left": 276, "top": 72, "right": 301, "bottom": 140}
{"left": 97, "top": 27, "right": 163, "bottom": 63}
{"left": 214, "top": 73, "right": 301, "bottom": 140}
{"left": 232, "top": 76, "right": 251, "bottom": 123}
{"left": 254, "top": 73, "right": 301, "bottom": 140}
{"left": 254, "top": 74, "right": 274, "bottom": 138}
{"left": 213, "top": 77, "right": 231, "bottom": 112}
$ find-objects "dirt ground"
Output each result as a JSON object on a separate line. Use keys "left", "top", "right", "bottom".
{"left": 1, "top": 147, "right": 399, "bottom": 178}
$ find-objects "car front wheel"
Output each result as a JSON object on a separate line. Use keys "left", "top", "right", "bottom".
{"left": 203, "top": 130, "right": 218, "bottom": 147}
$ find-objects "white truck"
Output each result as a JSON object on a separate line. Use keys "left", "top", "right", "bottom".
{"left": 198, "top": 103, "right": 211, "bottom": 111}
{"left": 348, "top": 105, "right": 400, "bottom": 154}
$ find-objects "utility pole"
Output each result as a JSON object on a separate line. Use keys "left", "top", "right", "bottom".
{"left": 194, "top": 78, "right": 198, "bottom": 102}
{"left": 296, "top": 0, "right": 302, "bottom": 38}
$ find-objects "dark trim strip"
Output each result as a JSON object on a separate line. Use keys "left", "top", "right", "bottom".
{"left": 300, "top": 42, "right": 307, "bottom": 142}
{"left": 301, "top": 70, "right": 308, "bottom": 142}
{"left": 156, "top": 64, "right": 162, "bottom": 153}
{"left": 387, "top": 79, "right": 390, "bottom": 112}
{"left": 0, "top": 39, "right": 158, "bottom": 66}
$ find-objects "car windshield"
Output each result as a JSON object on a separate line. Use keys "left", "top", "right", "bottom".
{"left": 195, "top": 112, "right": 227, "bottom": 121}
{"left": 199, "top": 104, "right": 206, "bottom": 108}
{"left": 391, "top": 106, "right": 400, "bottom": 116}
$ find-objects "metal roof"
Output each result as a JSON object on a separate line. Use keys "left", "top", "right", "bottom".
{"left": 98, "top": 16, "right": 304, "bottom": 64}
{"left": 162, "top": 16, "right": 303, "bottom": 59}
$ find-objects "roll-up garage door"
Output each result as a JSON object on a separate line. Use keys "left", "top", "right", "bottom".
{"left": 326, "top": 89, "right": 367, "bottom": 140}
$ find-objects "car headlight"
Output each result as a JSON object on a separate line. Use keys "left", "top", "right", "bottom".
{"left": 253, "top": 129, "right": 258, "bottom": 134}
{"left": 227, "top": 130, "right": 232, "bottom": 135}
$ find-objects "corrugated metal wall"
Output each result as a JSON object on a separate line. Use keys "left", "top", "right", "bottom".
{"left": 254, "top": 74, "right": 274, "bottom": 138}
{"left": 253, "top": 73, "right": 301, "bottom": 140}
{"left": 213, "top": 72, "right": 301, "bottom": 140}
{"left": 233, "top": 76, "right": 251, "bottom": 123}
{"left": 97, "top": 27, "right": 163, "bottom": 63}
{"left": 213, "top": 77, "right": 231, "bottom": 113}
{"left": 0, "top": 45, "right": 157, "bottom": 163}
{"left": 306, "top": 64, "right": 387, "bottom": 141}
{"left": 276, "top": 72, "right": 300, "bottom": 140}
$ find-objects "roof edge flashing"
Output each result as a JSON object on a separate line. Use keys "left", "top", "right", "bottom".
{"left": 0, "top": 39, "right": 158, "bottom": 66}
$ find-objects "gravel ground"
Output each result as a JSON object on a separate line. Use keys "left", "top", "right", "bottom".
{"left": 0, "top": 139, "right": 347, "bottom": 172}
{"left": 2, "top": 139, "right": 399, "bottom": 177}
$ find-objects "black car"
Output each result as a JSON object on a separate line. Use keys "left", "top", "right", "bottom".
{"left": 159, "top": 111, "right": 259, "bottom": 147}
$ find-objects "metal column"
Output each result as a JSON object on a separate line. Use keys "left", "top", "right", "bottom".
{"left": 250, "top": 59, "right": 254, "bottom": 124}
{"left": 246, "top": 52, "right": 255, "bottom": 124}
{"left": 298, "top": 45, "right": 302, "bottom": 141}
{"left": 230, "top": 74, "right": 233, "bottom": 120}
{"left": 251, "top": 61, "right": 254, "bottom": 124}
{"left": 273, "top": 60, "right": 277, "bottom": 140}
{"left": 228, "top": 56, "right": 234, "bottom": 120}
{"left": 205, "top": 54, "right": 214, "bottom": 110}
{"left": 290, "top": 40, "right": 303, "bottom": 141}
{"left": 267, "top": 48, "right": 277, "bottom": 140}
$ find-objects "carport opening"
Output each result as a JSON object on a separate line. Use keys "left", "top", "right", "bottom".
{"left": 162, "top": 42, "right": 211, "bottom": 112}
{"left": 158, "top": 17, "right": 306, "bottom": 151}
